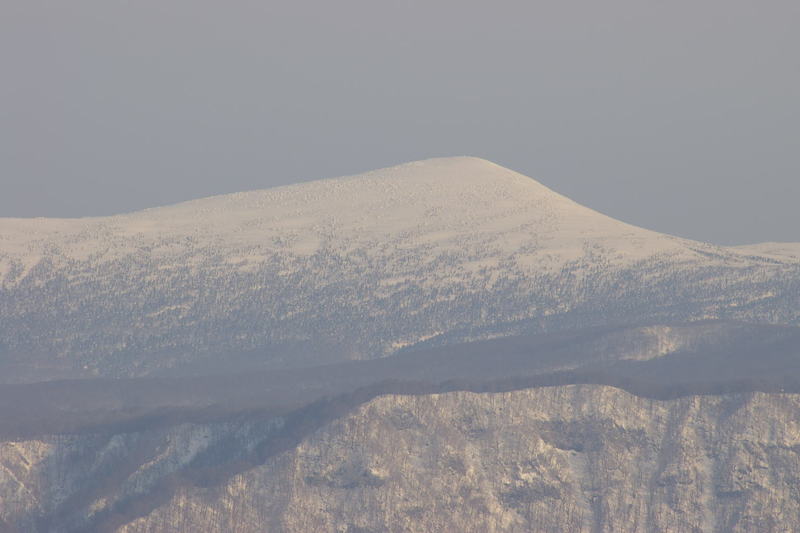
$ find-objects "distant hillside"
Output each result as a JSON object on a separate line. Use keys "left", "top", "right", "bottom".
{"left": 1, "top": 157, "right": 798, "bottom": 383}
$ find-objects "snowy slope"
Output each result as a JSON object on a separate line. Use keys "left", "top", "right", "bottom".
{"left": 0, "top": 157, "right": 750, "bottom": 281}
{"left": 0, "top": 157, "right": 798, "bottom": 381}
{"left": 732, "top": 242, "right": 800, "bottom": 261}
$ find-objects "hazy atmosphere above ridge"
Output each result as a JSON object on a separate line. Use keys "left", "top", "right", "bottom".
{"left": 2, "top": 1, "right": 799, "bottom": 244}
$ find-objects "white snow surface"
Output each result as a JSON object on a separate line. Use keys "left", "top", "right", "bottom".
{"left": 2, "top": 157, "right": 792, "bottom": 285}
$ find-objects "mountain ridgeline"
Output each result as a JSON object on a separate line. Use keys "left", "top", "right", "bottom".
{"left": 1, "top": 158, "right": 799, "bottom": 532}
{"left": 0, "top": 157, "right": 798, "bottom": 382}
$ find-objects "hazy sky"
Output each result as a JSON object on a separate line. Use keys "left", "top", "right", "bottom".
{"left": 2, "top": 1, "right": 798, "bottom": 245}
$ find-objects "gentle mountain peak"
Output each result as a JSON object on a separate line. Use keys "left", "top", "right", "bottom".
{"left": 344, "top": 156, "right": 563, "bottom": 197}
{"left": 95, "top": 157, "right": 568, "bottom": 224}
{"left": 110, "top": 156, "right": 587, "bottom": 238}
{"left": 377, "top": 156, "right": 522, "bottom": 180}
{"left": 0, "top": 158, "right": 677, "bottom": 278}
{"left": 2, "top": 158, "right": 796, "bottom": 290}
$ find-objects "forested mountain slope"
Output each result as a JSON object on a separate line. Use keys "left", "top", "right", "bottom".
{"left": 1, "top": 157, "right": 798, "bottom": 382}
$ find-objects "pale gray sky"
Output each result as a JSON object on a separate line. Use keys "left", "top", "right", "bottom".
{"left": 2, "top": 0, "right": 798, "bottom": 245}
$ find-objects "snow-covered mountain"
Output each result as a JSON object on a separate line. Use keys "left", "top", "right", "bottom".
{"left": 3, "top": 157, "right": 800, "bottom": 532}
{"left": 1, "top": 157, "right": 798, "bottom": 382}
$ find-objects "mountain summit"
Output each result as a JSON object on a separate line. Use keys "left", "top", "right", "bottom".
{"left": 0, "top": 157, "right": 758, "bottom": 283}
{"left": 1, "top": 156, "right": 661, "bottom": 276}
{"left": 0, "top": 158, "right": 798, "bottom": 382}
